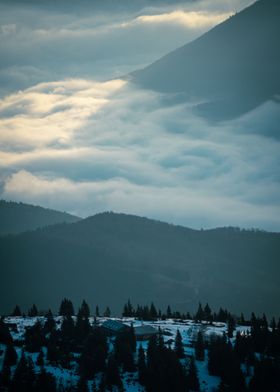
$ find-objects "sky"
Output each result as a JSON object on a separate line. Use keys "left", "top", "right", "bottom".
{"left": 1, "top": 0, "right": 280, "bottom": 231}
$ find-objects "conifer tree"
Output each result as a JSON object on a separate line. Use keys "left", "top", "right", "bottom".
{"left": 28, "top": 304, "right": 38, "bottom": 317}
{"left": 150, "top": 302, "right": 158, "bottom": 320}
{"left": 129, "top": 323, "right": 136, "bottom": 353}
{"left": 188, "top": 357, "right": 200, "bottom": 391}
{"left": 95, "top": 305, "right": 100, "bottom": 318}
{"left": 10, "top": 351, "right": 36, "bottom": 392}
{"left": 3, "top": 343, "right": 18, "bottom": 367}
{"left": 174, "top": 329, "right": 185, "bottom": 358}
{"left": 35, "top": 367, "right": 57, "bottom": 392}
{"left": 76, "top": 375, "right": 89, "bottom": 392}
{"left": 59, "top": 298, "right": 74, "bottom": 317}
{"left": 195, "top": 303, "right": 204, "bottom": 322}
{"left": 103, "top": 306, "right": 111, "bottom": 318}
{"left": 44, "top": 309, "right": 56, "bottom": 334}
{"left": 0, "top": 363, "right": 11, "bottom": 389}
{"left": 204, "top": 303, "right": 212, "bottom": 322}
{"left": 105, "top": 354, "right": 122, "bottom": 388}
{"left": 138, "top": 345, "right": 146, "bottom": 385}
{"left": 195, "top": 330, "right": 205, "bottom": 361}
{"left": 11, "top": 305, "right": 22, "bottom": 317}
{"left": 166, "top": 305, "right": 172, "bottom": 319}
{"left": 79, "top": 300, "right": 90, "bottom": 318}
{"left": 36, "top": 349, "right": 44, "bottom": 367}
{"left": 0, "top": 317, "right": 13, "bottom": 344}
{"left": 227, "top": 316, "right": 236, "bottom": 338}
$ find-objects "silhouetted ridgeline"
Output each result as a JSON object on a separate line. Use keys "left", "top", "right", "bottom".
{"left": 0, "top": 200, "right": 80, "bottom": 235}
{"left": 0, "top": 211, "right": 279, "bottom": 316}
{"left": 131, "top": 0, "right": 280, "bottom": 122}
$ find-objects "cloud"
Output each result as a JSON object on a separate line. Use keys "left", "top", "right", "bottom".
{"left": 0, "top": 77, "right": 280, "bottom": 231}
{"left": 128, "top": 11, "right": 233, "bottom": 29}
{"left": 0, "top": 78, "right": 126, "bottom": 148}
{"left": 0, "top": 0, "right": 278, "bottom": 231}
{"left": 0, "top": 0, "right": 250, "bottom": 95}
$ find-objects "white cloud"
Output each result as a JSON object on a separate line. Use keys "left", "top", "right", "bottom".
{"left": 127, "top": 11, "right": 233, "bottom": 29}
{"left": 0, "top": 78, "right": 280, "bottom": 230}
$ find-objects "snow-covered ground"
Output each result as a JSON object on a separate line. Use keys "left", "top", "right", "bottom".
{"left": 1, "top": 316, "right": 250, "bottom": 392}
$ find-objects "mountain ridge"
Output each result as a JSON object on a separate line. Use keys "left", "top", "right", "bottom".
{"left": 131, "top": 0, "right": 280, "bottom": 121}
{"left": 0, "top": 209, "right": 279, "bottom": 317}
{"left": 0, "top": 200, "right": 81, "bottom": 235}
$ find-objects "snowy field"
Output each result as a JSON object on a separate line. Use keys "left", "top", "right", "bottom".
{"left": 0, "top": 316, "right": 251, "bottom": 392}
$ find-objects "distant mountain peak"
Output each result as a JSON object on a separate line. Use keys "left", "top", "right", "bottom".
{"left": 0, "top": 200, "right": 80, "bottom": 235}
{"left": 131, "top": 0, "right": 280, "bottom": 122}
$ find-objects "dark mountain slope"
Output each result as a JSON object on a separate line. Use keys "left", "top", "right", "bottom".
{"left": 0, "top": 212, "right": 279, "bottom": 316}
{"left": 0, "top": 200, "right": 80, "bottom": 235}
{"left": 131, "top": 0, "right": 280, "bottom": 121}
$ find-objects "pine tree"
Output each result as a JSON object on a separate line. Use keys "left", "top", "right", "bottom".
{"left": 35, "top": 367, "right": 57, "bottom": 392}
{"left": 61, "top": 315, "right": 75, "bottom": 340}
{"left": 188, "top": 357, "right": 200, "bottom": 391}
{"left": 44, "top": 309, "right": 56, "bottom": 334}
{"left": 166, "top": 305, "right": 172, "bottom": 319}
{"left": 150, "top": 302, "right": 158, "bottom": 320}
{"left": 103, "top": 306, "right": 111, "bottom": 318}
{"left": 36, "top": 349, "right": 44, "bottom": 367}
{"left": 59, "top": 298, "right": 74, "bottom": 317}
{"left": 79, "top": 300, "right": 90, "bottom": 318}
{"left": 195, "top": 330, "right": 205, "bottom": 361}
{"left": 10, "top": 351, "right": 36, "bottom": 392}
{"left": 129, "top": 323, "right": 136, "bottom": 353}
{"left": 195, "top": 303, "right": 204, "bottom": 322}
{"left": 227, "top": 316, "right": 235, "bottom": 338}
{"left": 95, "top": 305, "right": 100, "bottom": 318}
{"left": 0, "top": 363, "right": 11, "bottom": 388}
{"left": 75, "top": 310, "right": 91, "bottom": 341}
{"left": 138, "top": 345, "right": 146, "bottom": 385}
{"left": 3, "top": 343, "right": 18, "bottom": 367}
{"left": 76, "top": 375, "right": 89, "bottom": 392}
{"left": 174, "top": 329, "right": 185, "bottom": 358}
{"left": 204, "top": 303, "right": 212, "bottom": 322}
{"left": 28, "top": 304, "right": 38, "bottom": 317}
{"left": 0, "top": 317, "right": 13, "bottom": 344}
{"left": 11, "top": 305, "right": 22, "bottom": 317}
{"left": 105, "top": 354, "right": 122, "bottom": 388}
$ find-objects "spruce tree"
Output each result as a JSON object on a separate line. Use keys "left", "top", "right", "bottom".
{"left": 103, "top": 306, "right": 111, "bottom": 318}
{"left": 76, "top": 375, "right": 89, "bottom": 392}
{"left": 150, "top": 302, "right": 158, "bottom": 320}
{"left": 188, "top": 357, "right": 200, "bottom": 391}
{"left": 195, "top": 331, "right": 205, "bottom": 361}
{"left": 138, "top": 345, "right": 146, "bottom": 385}
{"left": 44, "top": 310, "right": 56, "bottom": 334}
{"left": 3, "top": 343, "right": 18, "bottom": 368}
{"left": 195, "top": 303, "right": 204, "bottom": 322}
{"left": 166, "top": 305, "right": 172, "bottom": 319}
{"left": 35, "top": 367, "right": 57, "bottom": 392}
{"left": 0, "top": 317, "right": 13, "bottom": 344}
{"left": 79, "top": 300, "right": 90, "bottom": 318}
{"left": 0, "top": 363, "right": 11, "bottom": 389}
{"left": 175, "top": 329, "right": 185, "bottom": 358}
{"left": 36, "top": 349, "right": 44, "bottom": 367}
{"left": 105, "top": 354, "right": 122, "bottom": 388}
{"left": 59, "top": 298, "right": 74, "bottom": 317}
{"left": 28, "top": 304, "right": 39, "bottom": 317}
{"left": 11, "top": 305, "right": 22, "bottom": 317}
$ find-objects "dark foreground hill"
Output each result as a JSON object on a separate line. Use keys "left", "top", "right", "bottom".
{"left": 0, "top": 200, "right": 80, "bottom": 235}
{"left": 0, "top": 212, "right": 279, "bottom": 316}
{"left": 131, "top": 0, "right": 280, "bottom": 122}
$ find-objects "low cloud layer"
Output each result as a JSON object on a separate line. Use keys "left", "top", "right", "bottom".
{"left": 1, "top": 78, "right": 279, "bottom": 231}
{"left": 0, "top": 0, "right": 251, "bottom": 95}
{"left": 1, "top": 0, "right": 278, "bottom": 230}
